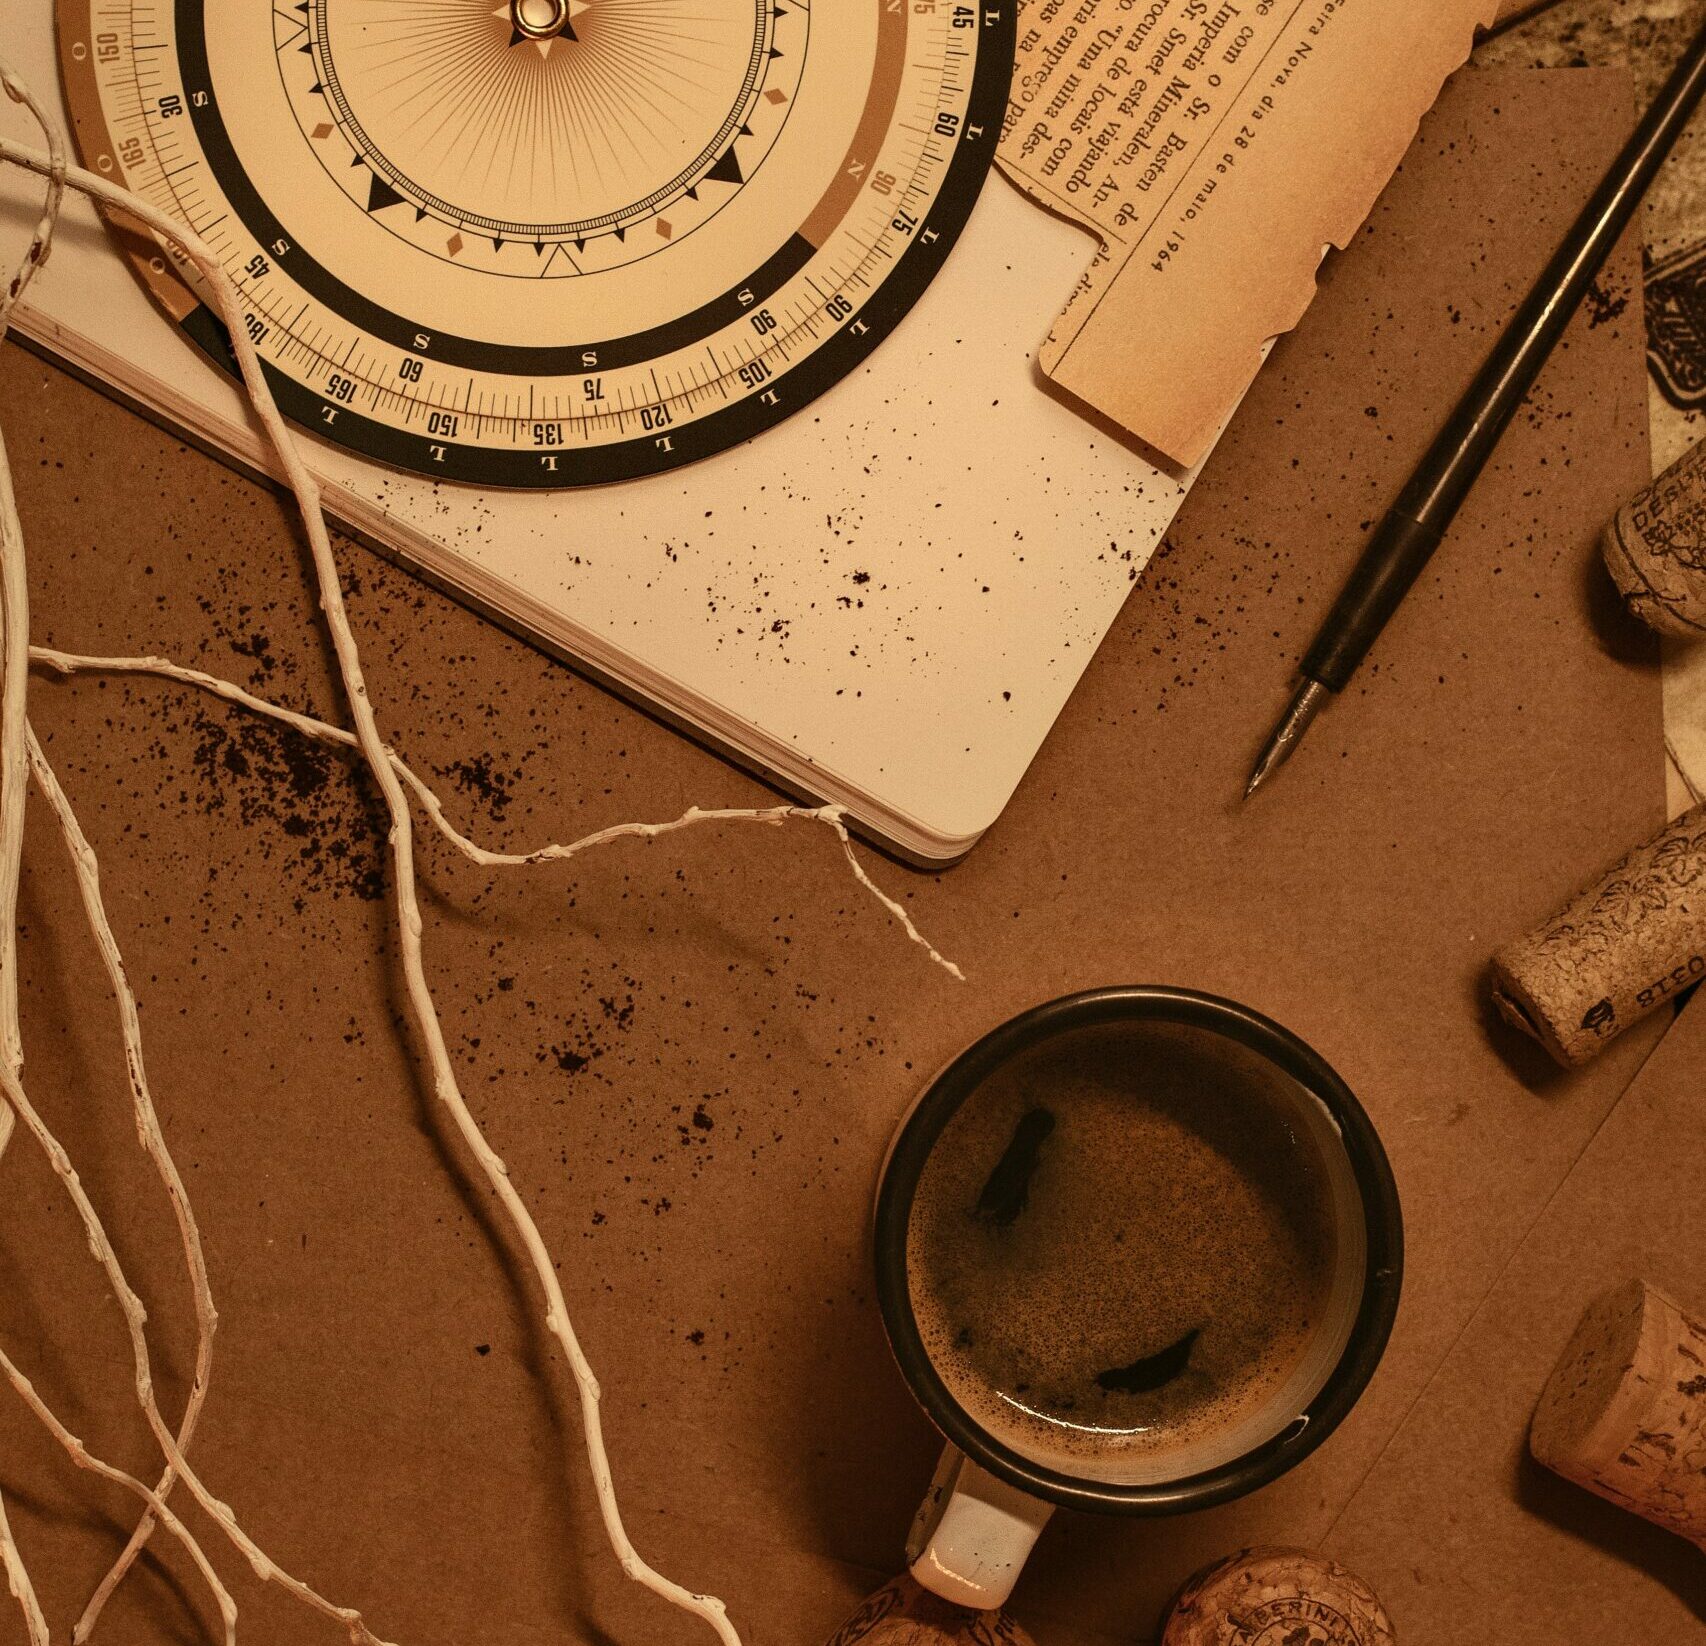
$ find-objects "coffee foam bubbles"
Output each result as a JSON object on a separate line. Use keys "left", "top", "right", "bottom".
{"left": 905, "top": 1020, "right": 1364, "bottom": 1486}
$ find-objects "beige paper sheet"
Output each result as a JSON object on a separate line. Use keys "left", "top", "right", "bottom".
{"left": 998, "top": 0, "right": 1497, "bottom": 467}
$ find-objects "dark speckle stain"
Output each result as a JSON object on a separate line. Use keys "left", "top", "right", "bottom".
{"left": 185, "top": 706, "right": 387, "bottom": 902}
{"left": 442, "top": 752, "right": 518, "bottom": 822}
{"left": 1584, "top": 277, "right": 1628, "bottom": 329}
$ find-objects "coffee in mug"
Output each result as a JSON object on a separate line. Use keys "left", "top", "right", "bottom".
{"left": 873, "top": 988, "right": 1401, "bottom": 1610}
{"left": 907, "top": 1020, "right": 1344, "bottom": 1483}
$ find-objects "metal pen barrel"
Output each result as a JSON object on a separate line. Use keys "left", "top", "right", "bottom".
{"left": 1250, "top": 19, "right": 1706, "bottom": 793}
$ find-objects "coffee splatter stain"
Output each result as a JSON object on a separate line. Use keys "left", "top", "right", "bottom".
{"left": 183, "top": 703, "right": 387, "bottom": 903}
{"left": 442, "top": 752, "right": 518, "bottom": 822}
{"left": 1585, "top": 277, "right": 1629, "bottom": 329}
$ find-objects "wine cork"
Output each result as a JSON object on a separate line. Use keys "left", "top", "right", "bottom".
{"left": 1602, "top": 438, "right": 1706, "bottom": 638}
{"left": 1531, "top": 1278, "right": 1706, "bottom": 1550}
{"left": 1160, "top": 1547, "right": 1395, "bottom": 1646}
{"left": 823, "top": 1576, "right": 1036, "bottom": 1646}
{"left": 1488, "top": 802, "right": 1706, "bottom": 1066}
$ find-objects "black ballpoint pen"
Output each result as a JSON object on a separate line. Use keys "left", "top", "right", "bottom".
{"left": 1245, "top": 17, "right": 1706, "bottom": 800}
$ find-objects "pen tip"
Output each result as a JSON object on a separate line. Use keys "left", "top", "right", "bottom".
{"left": 1243, "top": 745, "right": 1280, "bottom": 802}
{"left": 1243, "top": 677, "right": 1331, "bottom": 802}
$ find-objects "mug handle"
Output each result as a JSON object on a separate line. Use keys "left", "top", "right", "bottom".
{"left": 905, "top": 1445, "right": 1054, "bottom": 1609}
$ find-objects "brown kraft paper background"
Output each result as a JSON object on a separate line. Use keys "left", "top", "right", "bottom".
{"left": 0, "top": 68, "right": 1666, "bottom": 1646}
{"left": 1329, "top": 991, "right": 1706, "bottom": 1643}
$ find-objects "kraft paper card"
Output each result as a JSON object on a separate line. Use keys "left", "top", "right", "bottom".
{"left": 1329, "top": 991, "right": 1706, "bottom": 1644}
{"left": 0, "top": 68, "right": 1661, "bottom": 1646}
{"left": 998, "top": 0, "right": 1498, "bottom": 467}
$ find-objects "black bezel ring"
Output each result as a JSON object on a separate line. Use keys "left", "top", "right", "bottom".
{"left": 873, "top": 985, "right": 1403, "bottom": 1515}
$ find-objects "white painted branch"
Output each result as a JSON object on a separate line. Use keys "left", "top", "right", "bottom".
{"left": 0, "top": 91, "right": 398, "bottom": 1646}
{"left": 25, "top": 728, "right": 222, "bottom": 1644}
{"left": 0, "top": 71, "right": 966, "bottom": 1646}
{"left": 0, "top": 61, "right": 64, "bottom": 1638}
{"left": 0, "top": 58, "right": 63, "bottom": 1177}
{"left": 0, "top": 1478, "right": 47, "bottom": 1646}
{"left": 0, "top": 1341, "right": 236, "bottom": 1644}
{"left": 0, "top": 126, "right": 742, "bottom": 1643}
{"left": 28, "top": 646, "right": 964, "bottom": 977}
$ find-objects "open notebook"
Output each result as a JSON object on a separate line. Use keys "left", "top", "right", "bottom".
{"left": 2, "top": 8, "right": 1209, "bottom": 863}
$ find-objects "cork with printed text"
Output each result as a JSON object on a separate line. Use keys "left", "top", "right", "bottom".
{"left": 1491, "top": 801, "right": 1706, "bottom": 1067}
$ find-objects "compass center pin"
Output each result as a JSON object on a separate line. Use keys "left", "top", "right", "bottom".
{"left": 511, "top": 0, "right": 571, "bottom": 39}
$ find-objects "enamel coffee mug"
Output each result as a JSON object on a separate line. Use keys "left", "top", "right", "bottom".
{"left": 872, "top": 986, "right": 1402, "bottom": 1609}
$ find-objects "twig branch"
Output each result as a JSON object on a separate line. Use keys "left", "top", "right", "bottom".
{"left": 0, "top": 59, "right": 965, "bottom": 1646}
{"left": 28, "top": 646, "right": 964, "bottom": 978}
{"left": 0, "top": 1340, "right": 237, "bottom": 1645}
{"left": 0, "top": 59, "right": 64, "bottom": 1634}
{"left": 0, "top": 80, "right": 396, "bottom": 1646}
{"left": 0, "top": 50, "right": 65, "bottom": 1175}
{"left": 0, "top": 121, "right": 745, "bottom": 1644}
{"left": 0, "top": 1478, "right": 46, "bottom": 1646}
{"left": 25, "top": 727, "right": 222, "bottom": 1644}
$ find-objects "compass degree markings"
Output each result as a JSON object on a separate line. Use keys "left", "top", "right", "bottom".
{"left": 63, "top": 0, "right": 1008, "bottom": 486}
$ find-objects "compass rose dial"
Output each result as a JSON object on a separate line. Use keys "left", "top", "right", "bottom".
{"left": 57, "top": 0, "right": 1010, "bottom": 486}
{"left": 506, "top": 0, "right": 587, "bottom": 50}
{"left": 291, "top": 0, "right": 804, "bottom": 275}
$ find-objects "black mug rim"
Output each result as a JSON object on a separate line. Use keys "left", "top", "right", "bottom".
{"left": 873, "top": 985, "right": 1403, "bottom": 1515}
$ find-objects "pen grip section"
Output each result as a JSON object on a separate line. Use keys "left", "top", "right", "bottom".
{"left": 1303, "top": 511, "right": 1444, "bottom": 691}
